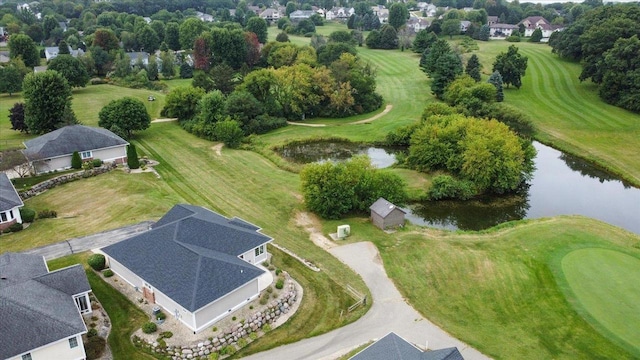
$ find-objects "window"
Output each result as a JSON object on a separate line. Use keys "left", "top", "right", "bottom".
{"left": 254, "top": 245, "right": 264, "bottom": 257}
{"left": 22, "top": 354, "right": 32, "bottom": 360}
{"left": 81, "top": 151, "right": 92, "bottom": 159}
{"left": 69, "top": 337, "right": 78, "bottom": 348}
{"left": 74, "top": 294, "right": 90, "bottom": 314}
{"left": 9, "top": 210, "right": 13, "bottom": 219}
{"left": 0, "top": 212, "right": 7, "bottom": 222}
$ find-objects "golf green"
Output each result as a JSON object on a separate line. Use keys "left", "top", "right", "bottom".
{"left": 561, "top": 248, "right": 640, "bottom": 353}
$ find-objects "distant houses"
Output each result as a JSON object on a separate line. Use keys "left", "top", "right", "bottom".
{"left": 518, "top": 16, "right": 563, "bottom": 38}
{"left": 44, "top": 46, "right": 84, "bottom": 62}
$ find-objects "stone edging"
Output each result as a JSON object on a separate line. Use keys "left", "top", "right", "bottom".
{"left": 270, "top": 243, "right": 321, "bottom": 272}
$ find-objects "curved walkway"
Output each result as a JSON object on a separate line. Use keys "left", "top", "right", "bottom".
{"left": 241, "top": 242, "right": 489, "bottom": 360}
{"left": 286, "top": 105, "right": 393, "bottom": 128}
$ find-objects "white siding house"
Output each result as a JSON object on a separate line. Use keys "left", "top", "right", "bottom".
{"left": 102, "top": 204, "right": 274, "bottom": 333}
{"left": 0, "top": 173, "right": 23, "bottom": 231}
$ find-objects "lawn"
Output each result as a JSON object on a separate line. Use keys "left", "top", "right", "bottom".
{"left": 559, "top": 248, "right": 640, "bottom": 355}
{"left": 48, "top": 253, "right": 154, "bottom": 360}
{"left": 375, "top": 216, "right": 640, "bottom": 359}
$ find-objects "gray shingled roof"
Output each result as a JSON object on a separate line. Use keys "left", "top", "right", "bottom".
{"left": 350, "top": 333, "right": 464, "bottom": 360}
{"left": 0, "top": 173, "right": 23, "bottom": 212}
{"left": 22, "top": 125, "right": 128, "bottom": 160}
{"left": 0, "top": 253, "right": 90, "bottom": 359}
{"left": 102, "top": 204, "right": 273, "bottom": 312}
{"left": 370, "top": 197, "right": 406, "bottom": 218}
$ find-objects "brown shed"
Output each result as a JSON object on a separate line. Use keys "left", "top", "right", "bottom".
{"left": 369, "top": 198, "right": 406, "bottom": 230}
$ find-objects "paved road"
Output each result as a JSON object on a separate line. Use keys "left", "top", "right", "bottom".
{"left": 23, "top": 221, "right": 154, "bottom": 260}
{"left": 242, "top": 242, "right": 490, "bottom": 360}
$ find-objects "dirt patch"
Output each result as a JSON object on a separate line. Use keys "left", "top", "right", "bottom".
{"left": 350, "top": 104, "right": 393, "bottom": 125}
{"left": 211, "top": 143, "right": 223, "bottom": 156}
{"left": 286, "top": 121, "right": 326, "bottom": 127}
{"left": 294, "top": 211, "right": 336, "bottom": 250}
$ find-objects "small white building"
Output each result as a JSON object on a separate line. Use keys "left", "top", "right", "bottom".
{"left": 102, "top": 204, "right": 274, "bottom": 333}
{"left": 0, "top": 253, "right": 92, "bottom": 360}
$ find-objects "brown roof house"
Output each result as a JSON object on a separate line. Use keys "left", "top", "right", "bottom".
{"left": 370, "top": 198, "right": 406, "bottom": 230}
{"left": 0, "top": 173, "right": 23, "bottom": 231}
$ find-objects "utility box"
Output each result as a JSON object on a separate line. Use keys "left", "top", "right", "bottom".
{"left": 337, "top": 225, "right": 350, "bottom": 239}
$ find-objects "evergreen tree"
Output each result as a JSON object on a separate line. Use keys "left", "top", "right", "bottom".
{"left": 147, "top": 57, "right": 158, "bottom": 81}
{"left": 431, "top": 53, "right": 463, "bottom": 99}
{"left": 412, "top": 30, "right": 437, "bottom": 53}
{"left": 58, "top": 40, "right": 70, "bottom": 54}
{"left": 529, "top": 28, "right": 542, "bottom": 43}
{"left": 127, "top": 144, "right": 140, "bottom": 169}
{"left": 71, "top": 151, "right": 82, "bottom": 169}
{"left": 420, "top": 39, "right": 452, "bottom": 76}
{"left": 180, "top": 63, "right": 193, "bottom": 78}
{"left": 478, "top": 24, "right": 490, "bottom": 41}
{"left": 488, "top": 70, "right": 504, "bottom": 102}
{"left": 465, "top": 54, "right": 482, "bottom": 82}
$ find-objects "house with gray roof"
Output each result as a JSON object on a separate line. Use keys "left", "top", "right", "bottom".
{"left": 0, "top": 173, "right": 23, "bottom": 231}
{"left": 289, "top": 10, "right": 314, "bottom": 22}
{"left": 370, "top": 197, "right": 406, "bottom": 230}
{"left": 0, "top": 252, "right": 92, "bottom": 360}
{"left": 350, "top": 332, "right": 464, "bottom": 360}
{"left": 22, "top": 125, "right": 128, "bottom": 174}
{"left": 102, "top": 204, "right": 274, "bottom": 333}
{"left": 44, "top": 46, "right": 84, "bottom": 61}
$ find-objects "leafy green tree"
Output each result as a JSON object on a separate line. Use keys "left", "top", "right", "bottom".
{"left": 599, "top": 35, "right": 640, "bottom": 112}
{"left": 127, "top": 144, "right": 140, "bottom": 169}
{"left": 488, "top": 70, "right": 504, "bottom": 102}
{"left": 71, "top": 151, "right": 82, "bottom": 169}
{"left": 23, "top": 70, "right": 74, "bottom": 135}
{"left": 43, "top": 15, "right": 59, "bottom": 41}
{"left": 412, "top": 30, "right": 437, "bottom": 53}
{"left": 48, "top": 55, "right": 89, "bottom": 88}
{"left": 192, "top": 70, "right": 214, "bottom": 92}
{"left": 8, "top": 34, "right": 40, "bottom": 68}
{"left": 276, "top": 32, "right": 290, "bottom": 42}
{"left": 492, "top": 45, "right": 527, "bottom": 89}
{"left": 286, "top": 2, "right": 297, "bottom": 16}
{"left": 160, "top": 51, "right": 176, "bottom": 78}
{"left": 162, "top": 86, "right": 205, "bottom": 120}
{"left": 365, "top": 30, "right": 381, "bottom": 48}
{"left": 164, "top": 22, "right": 181, "bottom": 51}
{"left": 211, "top": 63, "right": 237, "bottom": 95}
{"left": 388, "top": 3, "right": 409, "bottom": 30}
{"left": 92, "top": 29, "right": 120, "bottom": 52}
{"left": 213, "top": 119, "right": 244, "bottom": 148}
{"left": 197, "top": 90, "right": 226, "bottom": 125}
{"left": 179, "top": 18, "right": 206, "bottom": 50}
{"left": 9, "top": 103, "right": 28, "bottom": 133}
{"left": 147, "top": 57, "right": 158, "bottom": 81}
{"left": 58, "top": 40, "right": 70, "bottom": 55}
{"left": 317, "top": 42, "right": 357, "bottom": 65}
{"left": 465, "top": 54, "right": 482, "bottom": 82}
{"left": 529, "top": 28, "right": 543, "bottom": 42}
{"left": 225, "top": 90, "right": 264, "bottom": 126}
{"left": 300, "top": 155, "right": 406, "bottom": 219}
{"left": 431, "top": 53, "right": 463, "bottom": 99}
{"left": 0, "top": 66, "right": 23, "bottom": 95}
{"left": 136, "top": 25, "right": 160, "bottom": 53}
{"left": 26, "top": 24, "right": 44, "bottom": 43}
{"left": 442, "top": 19, "right": 461, "bottom": 39}
{"left": 98, "top": 97, "right": 151, "bottom": 138}
{"left": 246, "top": 17, "right": 268, "bottom": 44}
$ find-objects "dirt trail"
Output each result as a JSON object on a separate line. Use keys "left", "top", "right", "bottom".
{"left": 211, "top": 143, "right": 223, "bottom": 156}
{"left": 294, "top": 211, "right": 336, "bottom": 250}
{"left": 151, "top": 118, "right": 177, "bottom": 123}
{"left": 286, "top": 104, "right": 393, "bottom": 127}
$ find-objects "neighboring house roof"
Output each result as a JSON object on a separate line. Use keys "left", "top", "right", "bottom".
{"left": 102, "top": 204, "right": 273, "bottom": 312}
{"left": 290, "top": 10, "right": 314, "bottom": 18}
{"left": 350, "top": 332, "right": 464, "bottom": 360}
{"left": 126, "top": 51, "right": 149, "bottom": 63}
{"left": 0, "top": 253, "right": 90, "bottom": 359}
{"left": 44, "top": 46, "right": 84, "bottom": 61}
{"left": 490, "top": 23, "right": 519, "bottom": 29}
{"left": 22, "top": 125, "right": 128, "bottom": 161}
{"left": 0, "top": 173, "right": 23, "bottom": 212}
{"left": 370, "top": 197, "right": 406, "bottom": 218}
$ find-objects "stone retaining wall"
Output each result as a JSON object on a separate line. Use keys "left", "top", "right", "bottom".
{"left": 19, "top": 163, "right": 117, "bottom": 200}
{"left": 136, "top": 279, "right": 298, "bottom": 360}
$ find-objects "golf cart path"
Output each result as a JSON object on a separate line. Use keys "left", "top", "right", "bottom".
{"left": 286, "top": 104, "right": 393, "bottom": 127}
{"left": 241, "top": 241, "right": 490, "bottom": 360}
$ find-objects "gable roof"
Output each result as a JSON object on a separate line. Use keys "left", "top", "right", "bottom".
{"left": 370, "top": 197, "right": 406, "bottom": 218}
{"left": 350, "top": 333, "right": 464, "bottom": 360}
{"left": 102, "top": 204, "right": 273, "bottom": 312}
{"left": 0, "top": 173, "right": 23, "bottom": 212}
{"left": 22, "top": 125, "right": 128, "bottom": 161}
{"left": 0, "top": 253, "right": 90, "bottom": 359}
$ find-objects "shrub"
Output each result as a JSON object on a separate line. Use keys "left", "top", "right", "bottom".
{"left": 87, "top": 328, "right": 98, "bottom": 337}
{"left": 142, "top": 322, "right": 157, "bottom": 334}
{"left": 266, "top": 286, "right": 273, "bottom": 293}
{"left": 213, "top": 119, "right": 244, "bottom": 149}
{"left": 275, "top": 279, "right": 284, "bottom": 289}
{"left": 238, "top": 338, "right": 247, "bottom": 348}
{"left": 506, "top": 35, "right": 521, "bottom": 42}
{"left": 157, "top": 339, "right": 167, "bottom": 348}
{"left": 82, "top": 161, "right": 94, "bottom": 170}
{"left": 87, "top": 254, "right": 106, "bottom": 271}
{"left": 6, "top": 222, "right": 24, "bottom": 233}
{"left": 262, "top": 324, "right": 271, "bottom": 332}
{"left": 209, "top": 353, "right": 219, "bottom": 360}
{"left": 103, "top": 269, "right": 114, "bottom": 277}
{"left": 92, "top": 159, "right": 103, "bottom": 167}
{"left": 156, "top": 311, "right": 166, "bottom": 320}
{"left": 160, "top": 331, "right": 173, "bottom": 339}
{"left": 426, "top": 175, "right": 476, "bottom": 200}
{"left": 37, "top": 209, "right": 57, "bottom": 219}
{"left": 20, "top": 207, "right": 35, "bottom": 223}
{"left": 262, "top": 261, "right": 269, "bottom": 267}
{"left": 220, "top": 345, "right": 236, "bottom": 356}
{"left": 275, "top": 32, "right": 289, "bottom": 42}
{"left": 84, "top": 335, "right": 106, "bottom": 359}
{"left": 275, "top": 269, "right": 282, "bottom": 276}
{"left": 127, "top": 144, "right": 140, "bottom": 169}
{"left": 259, "top": 295, "right": 268, "bottom": 305}
{"left": 249, "top": 332, "right": 258, "bottom": 340}
{"left": 71, "top": 151, "right": 82, "bottom": 169}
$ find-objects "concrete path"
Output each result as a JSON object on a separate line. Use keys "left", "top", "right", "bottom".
{"left": 23, "top": 221, "right": 154, "bottom": 260}
{"left": 241, "top": 242, "right": 489, "bottom": 360}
